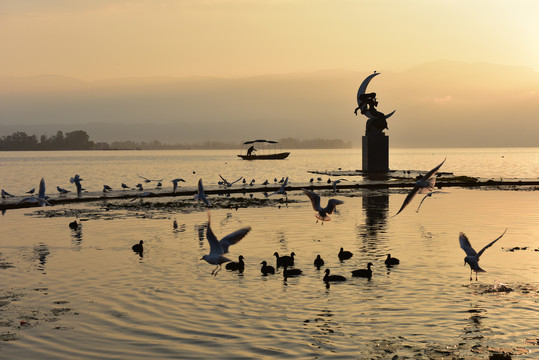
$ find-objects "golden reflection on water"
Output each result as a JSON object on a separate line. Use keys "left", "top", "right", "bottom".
{"left": 0, "top": 187, "right": 538, "bottom": 359}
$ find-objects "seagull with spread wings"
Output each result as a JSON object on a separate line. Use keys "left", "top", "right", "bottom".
{"left": 194, "top": 179, "right": 211, "bottom": 206}
{"left": 201, "top": 211, "right": 251, "bottom": 276}
{"left": 394, "top": 158, "right": 446, "bottom": 216}
{"left": 303, "top": 189, "right": 344, "bottom": 224}
{"left": 459, "top": 229, "right": 507, "bottom": 281}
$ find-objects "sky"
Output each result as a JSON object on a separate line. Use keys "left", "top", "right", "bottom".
{"left": 1, "top": 0, "right": 538, "bottom": 147}
{"left": 1, "top": 0, "right": 539, "bottom": 80}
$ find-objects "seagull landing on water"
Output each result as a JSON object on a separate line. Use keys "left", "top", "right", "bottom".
{"left": 303, "top": 189, "right": 344, "bottom": 224}
{"left": 194, "top": 179, "right": 211, "bottom": 206}
{"left": 459, "top": 229, "right": 507, "bottom": 281}
{"left": 394, "top": 158, "right": 446, "bottom": 216}
{"left": 201, "top": 211, "right": 251, "bottom": 276}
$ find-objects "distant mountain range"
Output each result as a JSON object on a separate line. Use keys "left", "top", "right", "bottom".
{"left": 1, "top": 61, "right": 538, "bottom": 147}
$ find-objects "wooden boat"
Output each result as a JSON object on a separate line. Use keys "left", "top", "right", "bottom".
{"left": 238, "top": 140, "right": 290, "bottom": 160}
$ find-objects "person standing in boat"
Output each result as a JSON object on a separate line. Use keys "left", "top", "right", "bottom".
{"left": 247, "top": 145, "right": 257, "bottom": 157}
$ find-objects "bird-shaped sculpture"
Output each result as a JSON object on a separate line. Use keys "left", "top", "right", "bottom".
{"left": 201, "top": 211, "right": 251, "bottom": 276}
{"left": 394, "top": 158, "right": 446, "bottom": 216}
{"left": 459, "top": 229, "right": 507, "bottom": 281}
{"left": 303, "top": 189, "right": 344, "bottom": 224}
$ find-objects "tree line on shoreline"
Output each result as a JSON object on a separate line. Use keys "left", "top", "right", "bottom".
{"left": 0, "top": 130, "right": 352, "bottom": 151}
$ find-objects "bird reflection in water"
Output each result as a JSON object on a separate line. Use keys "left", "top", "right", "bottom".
{"left": 33, "top": 244, "right": 50, "bottom": 272}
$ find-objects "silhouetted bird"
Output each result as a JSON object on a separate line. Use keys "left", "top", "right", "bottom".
{"left": 303, "top": 189, "right": 344, "bottom": 223}
{"left": 225, "top": 255, "right": 245, "bottom": 273}
{"left": 394, "top": 158, "right": 446, "bottom": 216}
{"left": 70, "top": 174, "right": 83, "bottom": 197}
{"left": 103, "top": 185, "right": 112, "bottom": 193}
{"left": 56, "top": 186, "right": 70, "bottom": 194}
{"left": 283, "top": 265, "right": 302, "bottom": 279}
{"left": 351, "top": 262, "right": 373, "bottom": 278}
{"left": 171, "top": 178, "right": 185, "bottom": 193}
{"left": 201, "top": 211, "right": 251, "bottom": 276}
{"left": 313, "top": 254, "right": 325, "bottom": 270}
{"left": 385, "top": 254, "right": 400, "bottom": 266}
{"left": 26, "top": 188, "right": 36, "bottom": 194}
{"left": 460, "top": 229, "right": 507, "bottom": 281}
{"left": 69, "top": 220, "right": 79, "bottom": 230}
{"left": 194, "top": 179, "right": 211, "bottom": 206}
{"left": 132, "top": 240, "right": 143, "bottom": 253}
{"left": 121, "top": 183, "right": 130, "bottom": 189}
{"left": 323, "top": 268, "right": 346, "bottom": 282}
{"left": 274, "top": 251, "right": 295, "bottom": 268}
{"left": 338, "top": 247, "right": 353, "bottom": 261}
{"left": 1, "top": 189, "right": 14, "bottom": 199}
{"left": 260, "top": 261, "right": 275, "bottom": 275}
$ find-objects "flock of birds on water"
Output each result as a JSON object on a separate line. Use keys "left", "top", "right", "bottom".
{"left": 3, "top": 157, "right": 508, "bottom": 282}
{"left": 130, "top": 158, "right": 508, "bottom": 282}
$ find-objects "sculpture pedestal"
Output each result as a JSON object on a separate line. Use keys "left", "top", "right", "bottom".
{"left": 362, "top": 134, "right": 389, "bottom": 173}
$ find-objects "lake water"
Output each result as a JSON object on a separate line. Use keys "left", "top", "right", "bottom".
{"left": 1, "top": 148, "right": 538, "bottom": 359}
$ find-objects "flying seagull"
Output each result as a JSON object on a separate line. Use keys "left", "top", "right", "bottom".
{"left": 171, "top": 178, "right": 186, "bottom": 193}
{"left": 219, "top": 174, "right": 243, "bottom": 188}
{"left": 416, "top": 190, "right": 449, "bottom": 212}
{"left": 69, "top": 174, "right": 83, "bottom": 197}
{"left": 394, "top": 158, "right": 446, "bottom": 216}
{"left": 267, "top": 177, "right": 288, "bottom": 197}
{"left": 201, "top": 211, "right": 251, "bottom": 275}
{"left": 459, "top": 229, "right": 507, "bottom": 281}
{"left": 303, "top": 189, "right": 344, "bottom": 223}
{"left": 137, "top": 174, "right": 163, "bottom": 183}
{"left": 194, "top": 179, "right": 211, "bottom": 206}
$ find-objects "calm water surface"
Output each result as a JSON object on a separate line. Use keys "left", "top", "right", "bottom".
{"left": 1, "top": 148, "right": 538, "bottom": 359}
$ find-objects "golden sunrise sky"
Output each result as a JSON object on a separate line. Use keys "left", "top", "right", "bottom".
{"left": 2, "top": 0, "right": 538, "bottom": 80}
